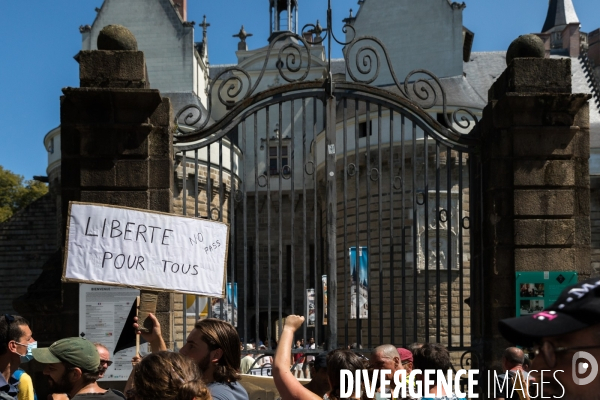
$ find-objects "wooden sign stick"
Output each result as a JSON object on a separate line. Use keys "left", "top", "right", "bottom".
{"left": 136, "top": 296, "right": 141, "bottom": 357}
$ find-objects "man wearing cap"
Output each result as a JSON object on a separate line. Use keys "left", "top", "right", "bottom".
{"left": 304, "top": 352, "right": 330, "bottom": 398}
{"left": 499, "top": 277, "right": 600, "bottom": 400}
{"left": 33, "top": 337, "right": 124, "bottom": 400}
{"left": 240, "top": 344, "right": 255, "bottom": 374}
{"left": 0, "top": 315, "right": 36, "bottom": 400}
{"left": 398, "top": 348, "right": 414, "bottom": 375}
{"left": 397, "top": 347, "right": 417, "bottom": 399}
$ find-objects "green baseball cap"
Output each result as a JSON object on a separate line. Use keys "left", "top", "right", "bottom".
{"left": 32, "top": 337, "right": 100, "bottom": 372}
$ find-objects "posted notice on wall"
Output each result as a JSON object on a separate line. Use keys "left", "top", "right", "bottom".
{"left": 515, "top": 271, "right": 578, "bottom": 317}
{"left": 64, "top": 202, "right": 229, "bottom": 297}
{"left": 79, "top": 284, "right": 148, "bottom": 381}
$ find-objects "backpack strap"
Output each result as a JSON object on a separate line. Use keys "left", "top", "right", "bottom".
{"left": 12, "top": 369, "right": 23, "bottom": 381}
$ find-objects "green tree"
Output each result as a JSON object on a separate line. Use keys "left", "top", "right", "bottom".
{"left": 0, "top": 166, "right": 48, "bottom": 223}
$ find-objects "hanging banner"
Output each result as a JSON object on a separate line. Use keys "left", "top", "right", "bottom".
{"left": 322, "top": 275, "right": 328, "bottom": 325}
{"left": 63, "top": 202, "right": 228, "bottom": 297}
{"left": 230, "top": 282, "right": 238, "bottom": 327}
{"left": 306, "top": 288, "right": 316, "bottom": 327}
{"left": 350, "top": 246, "right": 368, "bottom": 319}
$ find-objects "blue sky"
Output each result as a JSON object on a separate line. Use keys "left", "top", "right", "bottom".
{"left": 0, "top": 0, "right": 598, "bottom": 180}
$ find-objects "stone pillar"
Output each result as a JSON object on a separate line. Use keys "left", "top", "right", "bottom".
{"left": 15, "top": 27, "right": 175, "bottom": 349}
{"left": 477, "top": 54, "right": 591, "bottom": 365}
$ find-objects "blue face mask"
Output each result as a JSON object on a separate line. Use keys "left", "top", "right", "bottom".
{"left": 19, "top": 341, "right": 37, "bottom": 364}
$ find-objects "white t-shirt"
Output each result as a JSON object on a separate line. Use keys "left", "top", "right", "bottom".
{"left": 305, "top": 343, "right": 316, "bottom": 362}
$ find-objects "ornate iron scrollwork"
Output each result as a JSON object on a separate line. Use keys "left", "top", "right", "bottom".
{"left": 304, "top": 161, "right": 315, "bottom": 175}
{"left": 173, "top": 0, "right": 478, "bottom": 139}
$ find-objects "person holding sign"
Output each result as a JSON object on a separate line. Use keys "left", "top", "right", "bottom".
{"left": 133, "top": 314, "right": 249, "bottom": 400}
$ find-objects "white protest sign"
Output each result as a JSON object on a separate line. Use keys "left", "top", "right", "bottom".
{"left": 63, "top": 202, "right": 228, "bottom": 297}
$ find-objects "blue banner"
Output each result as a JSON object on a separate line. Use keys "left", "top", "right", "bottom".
{"left": 349, "top": 247, "right": 368, "bottom": 319}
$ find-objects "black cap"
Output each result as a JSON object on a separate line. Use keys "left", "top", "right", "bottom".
{"left": 313, "top": 352, "right": 328, "bottom": 370}
{"left": 499, "top": 278, "right": 600, "bottom": 347}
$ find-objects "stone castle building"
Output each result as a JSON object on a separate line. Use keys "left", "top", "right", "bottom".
{"left": 1, "top": 0, "right": 599, "bottom": 359}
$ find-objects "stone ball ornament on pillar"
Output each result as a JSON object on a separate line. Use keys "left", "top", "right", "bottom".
{"left": 506, "top": 34, "right": 546, "bottom": 65}
{"left": 97, "top": 24, "right": 138, "bottom": 51}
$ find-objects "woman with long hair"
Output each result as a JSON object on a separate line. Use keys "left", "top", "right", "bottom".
{"left": 129, "top": 351, "right": 212, "bottom": 400}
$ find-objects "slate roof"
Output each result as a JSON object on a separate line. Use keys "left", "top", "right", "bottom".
{"left": 542, "top": 0, "right": 580, "bottom": 33}
{"left": 378, "top": 71, "right": 491, "bottom": 110}
{"left": 330, "top": 58, "right": 346, "bottom": 75}
{"left": 209, "top": 64, "right": 237, "bottom": 80}
{"left": 463, "top": 51, "right": 507, "bottom": 104}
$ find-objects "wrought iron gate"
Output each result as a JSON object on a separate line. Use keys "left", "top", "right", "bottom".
{"left": 172, "top": 0, "right": 482, "bottom": 372}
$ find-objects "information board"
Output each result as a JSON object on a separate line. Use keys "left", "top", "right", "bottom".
{"left": 79, "top": 284, "right": 148, "bottom": 381}
{"left": 515, "top": 271, "right": 578, "bottom": 317}
{"left": 64, "top": 202, "right": 228, "bottom": 297}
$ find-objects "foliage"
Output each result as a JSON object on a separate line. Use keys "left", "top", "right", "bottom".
{"left": 0, "top": 166, "right": 48, "bottom": 223}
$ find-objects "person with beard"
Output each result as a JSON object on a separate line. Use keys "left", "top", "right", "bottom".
{"left": 499, "top": 277, "right": 600, "bottom": 400}
{"left": 32, "top": 337, "right": 124, "bottom": 400}
{"left": 0, "top": 315, "right": 36, "bottom": 400}
{"left": 133, "top": 314, "right": 248, "bottom": 400}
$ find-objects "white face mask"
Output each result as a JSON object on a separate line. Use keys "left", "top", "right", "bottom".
{"left": 18, "top": 341, "right": 37, "bottom": 363}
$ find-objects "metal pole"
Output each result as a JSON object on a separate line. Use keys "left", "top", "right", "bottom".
{"left": 325, "top": 79, "right": 337, "bottom": 350}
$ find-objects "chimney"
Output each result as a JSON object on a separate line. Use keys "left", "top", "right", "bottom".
{"left": 173, "top": 0, "right": 187, "bottom": 21}
{"left": 303, "top": 32, "right": 313, "bottom": 46}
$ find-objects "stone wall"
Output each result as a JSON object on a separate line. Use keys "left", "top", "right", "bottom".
{"left": 14, "top": 41, "right": 175, "bottom": 358}
{"left": 477, "top": 57, "right": 591, "bottom": 365}
{"left": 0, "top": 193, "right": 57, "bottom": 315}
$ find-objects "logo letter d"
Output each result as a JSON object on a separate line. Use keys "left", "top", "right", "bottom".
{"left": 572, "top": 351, "right": 599, "bottom": 386}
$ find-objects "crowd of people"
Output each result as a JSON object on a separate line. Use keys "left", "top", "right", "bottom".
{"left": 1, "top": 278, "right": 599, "bottom": 400}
